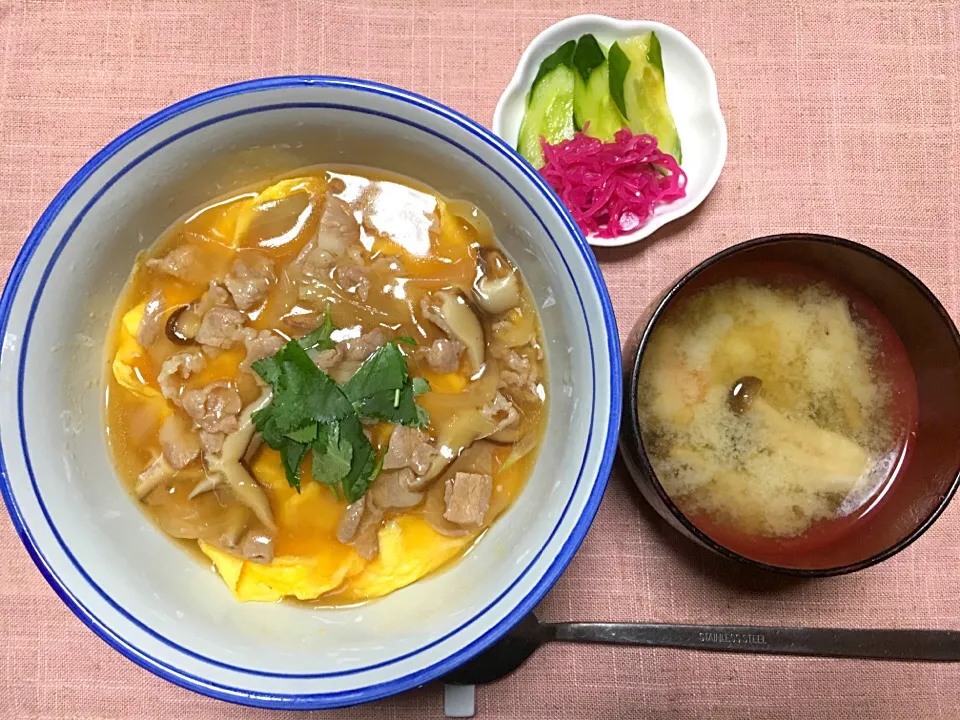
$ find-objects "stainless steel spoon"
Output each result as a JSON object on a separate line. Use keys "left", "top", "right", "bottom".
{"left": 443, "top": 612, "right": 960, "bottom": 685}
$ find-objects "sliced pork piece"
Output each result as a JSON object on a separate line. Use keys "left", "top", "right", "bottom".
{"left": 345, "top": 244, "right": 366, "bottom": 265}
{"left": 199, "top": 430, "right": 225, "bottom": 454}
{"left": 443, "top": 471, "right": 492, "bottom": 527}
{"left": 371, "top": 255, "right": 404, "bottom": 275}
{"left": 316, "top": 195, "right": 360, "bottom": 255}
{"left": 284, "top": 310, "right": 325, "bottom": 331}
{"left": 481, "top": 392, "right": 520, "bottom": 436}
{"left": 164, "top": 282, "right": 231, "bottom": 346}
{"left": 157, "top": 350, "right": 206, "bottom": 403}
{"left": 158, "top": 413, "right": 201, "bottom": 470}
{"left": 336, "top": 265, "right": 370, "bottom": 302}
{"left": 237, "top": 527, "right": 275, "bottom": 564}
{"left": 329, "top": 359, "right": 362, "bottom": 384}
{"left": 340, "top": 327, "right": 388, "bottom": 361}
{"left": 225, "top": 255, "right": 275, "bottom": 310}
{"left": 291, "top": 194, "right": 361, "bottom": 279}
{"left": 382, "top": 426, "right": 437, "bottom": 476}
{"left": 499, "top": 348, "right": 539, "bottom": 396}
{"left": 295, "top": 244, "right": 335, "bottom": 278}
{"left": 419, "top": 338, "right": 463, "bottom": 374}
{"left": 205, "top": 513, "right": 275, "bottom": 564}
{"left": 313, "top": 346, "right": 343, "bottom": 373}
{"left": 238, "top": 328, "right": 285, "bottom": 372}
{"left": 137, "top": 292, "right": 165, "bottom": 347}
{"left": 336, "top": 497, "right": 383, "bottom": 560}
{"left": 208, "top": 516, "right": 276, "bottom": 565}
{"left": 196, "top": 306, "right": 246, "bottom": 349}
{"left": 337, "top": 498, "right": 366, "bottom": 542}
{"left": 182, "top": 382, "right": 242, "bottom": 435}
{"left": 146, "top": 245, "right": 198, "bottom": 280}
{"left": 195, "top": 282, "right": 231, "bottom": 315}
{"left": 370, "top": 469, "right": 424, "bottom": 510}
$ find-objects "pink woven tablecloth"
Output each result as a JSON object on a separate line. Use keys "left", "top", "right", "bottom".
{"left": 2, "top": 0, "right": 959, "bottom": 717}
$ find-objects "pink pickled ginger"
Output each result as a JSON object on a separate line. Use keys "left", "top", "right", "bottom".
{"left": 539, "top": 129, "right": 686, "bottom": 239}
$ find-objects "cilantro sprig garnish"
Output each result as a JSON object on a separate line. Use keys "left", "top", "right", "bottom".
{"left": 250, "top": 313, "right": 430, "bottom": 502}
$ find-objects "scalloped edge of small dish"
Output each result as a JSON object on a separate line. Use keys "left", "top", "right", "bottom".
{"left": 492, "top": 15, "right": 728, "bottom": 248}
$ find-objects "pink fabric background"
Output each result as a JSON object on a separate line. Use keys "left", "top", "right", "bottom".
{"left": 1, "top": 0, "right": 959, "bottom": 717}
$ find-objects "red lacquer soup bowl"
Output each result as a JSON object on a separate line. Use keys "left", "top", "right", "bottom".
{"left": 620, "top": 234, "right": 960, "bottom": 576}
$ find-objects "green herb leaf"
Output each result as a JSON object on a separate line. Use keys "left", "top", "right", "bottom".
{"left": 356, "top": 379, "right": 430, "bottom": 427}
{"left": 411, "top": 376, "right": 430, "bottom": 397}
{"left": 251, "top": 354, "right": 284, "bottom": 387}
{"left": 285, "top": 423, "right": 319, "bottom": 444}
{"left": 608, "top": 42, "right": 631, "bottom": 118}
{"left": 342, "top": 342, "right": 409, "bottom": 403}
{"left": 251, "top": 405, "right": 285, "bottom": 448}
{"left": 254, "top": 341, "right": 356, "bottom": 435}
{"left": 572, "top": 33, "right": 606, "bottom": 83}
{"left": 298, "top": 306, "right": 336, "bottom": 351}
{"left": 337, "top": 416, "right": 380, "bottom": 503}
{"left": 279, "top": 440, "right": 309, "bottom": 492}
{"left": 394, "top": 335, "right": 417, "bottom": 346}
{"left": 529, "top": 39, "right": 577, "bottom": 99}
{"left": 252, "top": 328, "right": 429, "bottom": 500}
{"left": 311, "top": 422, "right": 353, "bottom": 490}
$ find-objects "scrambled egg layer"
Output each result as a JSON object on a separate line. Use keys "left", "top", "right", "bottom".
{"left": 109, "top": 175, "right": 537, "bottom": 604}
{"left": 112, "top": 304, "right": 157, "bottom": 397}
{"left": 114, "top": 306, "right": 478, "bottom": 605}
{"left": 200, "top": 451, "right": 477, "bottom": 603}
{"left": 114, "top": 308, "right": 476, "bottom": 604}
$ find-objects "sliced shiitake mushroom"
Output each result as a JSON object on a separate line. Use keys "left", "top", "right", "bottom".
{"left": 473, "top": 248, "right": 520, "bottom": 315}
{"left": 165, "top": 304, "right": 203, "bottom": 345}
{"left": 417, "top": 409, "right": 497, "bottom": 486}
{"left": 134, "top": 454, "right": 176, "bottom": 499}
{"left": 192, "top": 389, "right": 276, "bottom": 532}
{"left": 728, "top": 376, "right": 763, "bottom": 416}
{"left": 421, "top": 290, "right": 485, "bottom": 373}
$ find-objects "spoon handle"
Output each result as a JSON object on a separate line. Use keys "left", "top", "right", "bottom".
{"left": 550, "top": 623, "right": 960, "bottom": 661}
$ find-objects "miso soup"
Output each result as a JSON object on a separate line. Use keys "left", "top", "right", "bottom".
{"left": 637, "top": 268, "right": 918, "bottom": 560}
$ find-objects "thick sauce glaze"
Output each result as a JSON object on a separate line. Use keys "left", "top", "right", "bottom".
{"left": 104, "top": 166, "right": 547, "bottom": 604}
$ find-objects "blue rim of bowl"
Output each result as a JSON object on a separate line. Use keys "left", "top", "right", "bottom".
{"left": 0, "top": 76, "right": 622, "bottom": 709}
{"left": 17, "top": 99, "right": 605, "bottom": 685}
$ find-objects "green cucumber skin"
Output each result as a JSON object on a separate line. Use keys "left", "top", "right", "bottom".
{"left": 518, "top": 31, "right": 681, "bottom": 166}
{"left": 572, "top": 33, "right": 605, "bottom": 82}
{"left": 528, "top": 40, "right": 576, "bottom": 101}
{"left": 570, "top": 34, "right": 626, "bottom": 141}
{"left": 574, "top": 62, "right": 626, "bottom": 142}
{"left": 517, "top": 65, "right": 576, "bottom": 167}
{"left": 607, "top": 42, "right": 631, "bottom": 119}
{"left": 614, "top": 32, "right": 682, "bottom": 162}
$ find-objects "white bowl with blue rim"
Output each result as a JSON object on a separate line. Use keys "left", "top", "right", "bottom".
{"left": 493, "top": 15, "right": 727, "bottom": 248}
{"left": 0, "top": 77, "right": 621, "bottom": 709}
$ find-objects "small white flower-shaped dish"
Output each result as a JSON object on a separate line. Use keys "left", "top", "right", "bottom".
{"left": 493, "top": 15, "right": 728, "bottom": 248}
